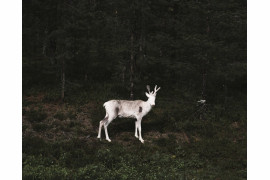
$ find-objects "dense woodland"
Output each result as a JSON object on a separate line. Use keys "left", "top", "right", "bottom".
{"left": 23, "top": 0, "right": 246, "bottom": 179}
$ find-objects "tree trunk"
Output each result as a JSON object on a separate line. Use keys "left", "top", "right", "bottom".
{"left": 130, "top": 33, "right": 134, "bottom": 99}
{"left": 200, "top": 1, "right": 210, "bottom": 120}
{"left": 84, "top": 73, "right": 88, "bottom": 81}
{"left": 61, "top": 59, "right": 65, "bottom": 101}
{"left": 201, "top": 62, "right": 207, "bottom": 99}
{"left": 201, "top": 3, "right": 210, "bottom": 100}
{"left": 122, "top": 66, "right": 126, "bottom": 84}
{"left": 42, "top": 26, "right": 49, "bottom": 57}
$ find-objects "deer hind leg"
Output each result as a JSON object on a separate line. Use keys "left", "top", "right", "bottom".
{"left": 104, "top": 109, "right": 118, "bottom": 142}
{"left": 104, "top": 115, "right": 117, "bottom": 142}
{"left": 103, "top": 120, "right": 111, "bottom": 142}
{"left": 97, "top": 114, "right": 108, "bottom": 139}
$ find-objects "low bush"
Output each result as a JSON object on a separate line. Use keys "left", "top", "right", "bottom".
{"left": 26, "top": 109, "right": 47, "bottom": 123}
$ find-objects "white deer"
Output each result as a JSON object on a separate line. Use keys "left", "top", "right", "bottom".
{"left": 97, "top": 85, "right": 161, "bottom": 143}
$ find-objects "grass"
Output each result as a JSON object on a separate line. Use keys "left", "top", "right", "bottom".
{"left": 26, "top": 109, "right": 47, "bottom": 123}
{"left": 22, "top": 136, "right": 246, "bottom": 179}
{"left": 22, "top": 87, "right": 246, "bottom": 180}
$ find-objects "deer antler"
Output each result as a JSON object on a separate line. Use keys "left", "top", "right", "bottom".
{"left": 154, "top": 85, "right": 161, "bottom": 93}
{"left": 146, "top": 85, "right": 151, "bottom": 93}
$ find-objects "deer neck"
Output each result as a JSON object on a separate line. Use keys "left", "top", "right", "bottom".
{"left": 144, "top": 100, "right": 153, "bottom": 113}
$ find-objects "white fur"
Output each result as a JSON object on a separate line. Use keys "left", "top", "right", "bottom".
{"left": 97, "top": 85, "right": 161, "bottom": 143}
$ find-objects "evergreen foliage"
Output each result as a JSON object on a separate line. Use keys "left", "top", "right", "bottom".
{"left": 23, "top": 0, "right": 246, "bottom": 179}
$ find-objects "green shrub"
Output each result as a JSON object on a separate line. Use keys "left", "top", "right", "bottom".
{"left": 67, "top": 110, "right": 76, "bottom": 119}
{"left": 23, "top": 164, "right": 70, "bottom": 180}
{"left": 32, "top": 123, "right": 49, "bottom": 132}
{"left": 22, "top": 136, "right": 49, "bottom": 155}
{"left": 54, "top": 111, "right": 66, "bottom": 121}
{"left": 68, "top": 120, "right": 80, "bottom": 128}
{"left": 43, "top": 89, "right": 59, "bottom": 103}
{"left": 27, "top": 109, "right": 47, "bottom": 123}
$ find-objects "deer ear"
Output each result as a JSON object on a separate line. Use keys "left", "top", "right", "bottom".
{"left": 145, "top": 92, "right": 150, "bottom": 97}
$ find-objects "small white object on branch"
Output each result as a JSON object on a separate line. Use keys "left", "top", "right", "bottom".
{"left": 197, "top": 100, "right": 206, "bottom": 104}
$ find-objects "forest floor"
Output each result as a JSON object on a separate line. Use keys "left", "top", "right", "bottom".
{"left": 22, "top": 92, "right": 246, "bottom": 180}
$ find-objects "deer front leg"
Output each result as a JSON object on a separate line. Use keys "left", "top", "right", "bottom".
{"left": 137, "top": 120, "right": 144, "bottom": 143}
{"left": 135, "top": 121, "right": 139, "bottom": 138}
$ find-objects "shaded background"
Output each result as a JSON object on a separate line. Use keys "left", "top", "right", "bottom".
{"left": 22, "top": 0, "right": 246, "bottom": 179}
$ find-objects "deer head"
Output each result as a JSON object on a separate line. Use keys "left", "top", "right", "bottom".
{"left": 145, "top": 85, "right": 161, "bottom": 106}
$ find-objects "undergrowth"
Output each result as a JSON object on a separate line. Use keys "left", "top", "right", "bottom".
{"left": 22, "top": 86, "right": 246, "bottom": 180}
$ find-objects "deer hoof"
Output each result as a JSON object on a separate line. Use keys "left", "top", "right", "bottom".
{"left": 140, "top": 139, "right": 144, "bottom": 143}
{"left": 106, "top": 138, "right": 111, "bottom": 142}
{"left": 135, "top": 135, "right": 139, "bottom": 138}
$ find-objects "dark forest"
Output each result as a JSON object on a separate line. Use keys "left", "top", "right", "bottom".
{"left": 22, "top": 0, "right": 247, "bottom": 179}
